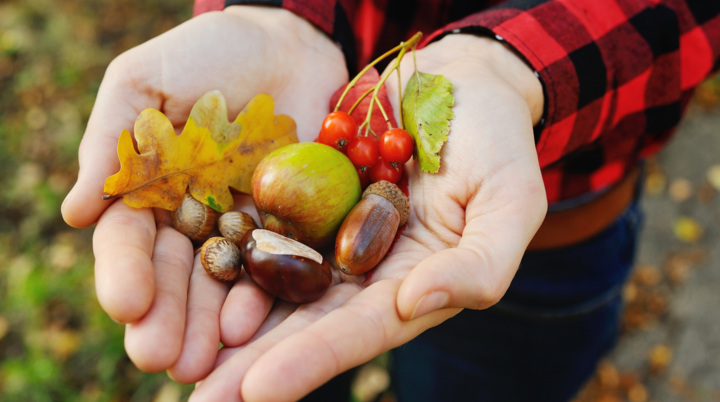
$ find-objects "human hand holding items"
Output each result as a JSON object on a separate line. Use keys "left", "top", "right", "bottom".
{"left": 62, "top": 0, "right": 720, "bottom": 400}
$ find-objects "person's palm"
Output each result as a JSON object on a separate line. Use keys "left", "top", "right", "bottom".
{"left": 61, "top": 6, "right": 348, "bottom": 382}
{"left": 190, "top": 34, "right": 548, "bottom": 401}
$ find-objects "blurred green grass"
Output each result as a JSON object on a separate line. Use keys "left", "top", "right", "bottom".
{"left": 0, "top": 0, "right": 193, "bottom": 400}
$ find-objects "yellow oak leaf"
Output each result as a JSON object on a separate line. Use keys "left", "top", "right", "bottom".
{"left": 103, "top": 91, "right": 298, "bottom": 213}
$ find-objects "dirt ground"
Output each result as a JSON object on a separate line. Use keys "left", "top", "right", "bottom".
{"left": 569, "top": 94, "right": 720, "bottom": 402}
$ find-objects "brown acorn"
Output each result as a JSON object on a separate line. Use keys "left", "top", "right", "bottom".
{"left": 218, "top": 211, "right": 258, "bottom": 246}
{"left": 172, "top": 192, "right": 219, "bottom": 242}
{"left": 200, "top": 237, "right": 242, "bottom": 282}
{"left": 335, "top": 181, "right": 409, "bottom": 275}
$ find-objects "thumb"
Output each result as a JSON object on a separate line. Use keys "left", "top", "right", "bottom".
{"left": 62, "top": 51, "right": 161, "bottom": 228}
{"left": 397, "top": 209, "right": 543, "bottom": 321}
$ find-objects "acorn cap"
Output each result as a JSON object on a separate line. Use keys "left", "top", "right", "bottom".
{"left": 363, "top": 181, "right": 410, "bottom": 226}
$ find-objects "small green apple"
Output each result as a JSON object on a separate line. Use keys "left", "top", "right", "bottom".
{"left": 251, "top": 142, "right": 361, "bottom": 249}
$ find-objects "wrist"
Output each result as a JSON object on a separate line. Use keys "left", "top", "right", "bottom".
{"left": 433, "top": 34, "right": 544, "bottom": 125}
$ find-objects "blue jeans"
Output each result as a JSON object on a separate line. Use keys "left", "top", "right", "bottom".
{"left": 392, "top": 199, "right": 643, "bottom": 402}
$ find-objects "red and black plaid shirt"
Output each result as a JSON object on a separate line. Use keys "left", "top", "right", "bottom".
{"left": 194, "top": 0, "right": 720, "bottom": 205}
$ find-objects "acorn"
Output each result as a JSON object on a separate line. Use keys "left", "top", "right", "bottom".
{"left": 172, "top": 192, "right": 219, "bottom": 242}
{"left": 239, "top": 229, "right": 332, "bottom": 303}
{"left": 218, "top": 211, "right": 258, "bottom": 246}
{"left": 335, "top": 181, "right": 410, "bottom": 275}
{"left": 200, "top": 237, "right": 242, "bottom": 282}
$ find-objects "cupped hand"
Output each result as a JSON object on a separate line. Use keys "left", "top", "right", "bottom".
{"left": 61, "top": 6, "right": 348, "bottom": 382}
{"left": 190, "top": 34, "right": 548, "bottom": 401}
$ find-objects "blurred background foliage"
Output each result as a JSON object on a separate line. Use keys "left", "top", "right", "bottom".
{"left": 1, "top": 0, "right": 719, "bottom": 401}
{"left": 0, "top": 0, "right": 193, "bottom": 400}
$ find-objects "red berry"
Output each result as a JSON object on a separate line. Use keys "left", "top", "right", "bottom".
{"left": 319, "top": 111, "right": 357, "bottom": 153}
{"left": 379, "top": 128, "right": 414, "bottom": 164}
{"left": 347, "top": 136, "right": 379, "bottom": 168}
{"left": 369, "top": 157, "right": 402, "bottom": 184}
{"left": 356, "top": 166, "right": 371, "bottom": 189}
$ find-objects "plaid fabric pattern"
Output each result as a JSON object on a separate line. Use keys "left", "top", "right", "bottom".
{"left": 207, "top": 0, "right": 720, "bottom": 204}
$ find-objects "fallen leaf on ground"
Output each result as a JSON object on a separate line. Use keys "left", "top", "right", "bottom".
{"left": 644, "top": 172, "right": 666, "bottom": 195}
{"left": 648, "top": 344, "right": 673, "bottom": 374}
{"left": 706, "top": 164, "right": 720, "bottom": 191}
{"left": 697, "top": 181, "right": 715, "bottom": 203}
{"left": 104, "top": 91, "right": 298, "bottom": 212}
{"left": 153, "top": 382, "right": 182, "bottom": 402}
{"left": 669, "top": 178, "right": 692, "bottom": 202}
{"left": 694, "top": 82, "right": 720, "bottom": 109}
{"left": 635, "top": 266, "right": 662, "bottom": 286}
{"left": 352, "top": 364, "right": 390, "bottom": 402}
{"left": 0, "top": 316, "right": 8, "bottom": 341}
{"left": 597, "top": 361, "right": 619, "bottom": 388}
{"left": 673, "top": 217, "right": 703, "bottom": 243}
{"left": 628, "top": 383, "right": 648, "bottom": 402}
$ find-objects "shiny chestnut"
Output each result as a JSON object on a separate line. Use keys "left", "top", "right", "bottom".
{"left": 239, "top": 229, "right": 332, "bottom": 303}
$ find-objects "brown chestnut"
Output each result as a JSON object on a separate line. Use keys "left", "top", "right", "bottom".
{"left": 239, "top": 229, "right": 332, "bottom": 303}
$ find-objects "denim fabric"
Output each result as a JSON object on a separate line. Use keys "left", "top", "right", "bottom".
{"left": 392, "top": 199, "right": 644, "bottom": 402}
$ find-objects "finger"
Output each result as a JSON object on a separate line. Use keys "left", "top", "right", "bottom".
{"left": 214, "top": 299, "right": 298, "bottom": 369}
{"left": 62, "top": 49, "right": 163, "bottom": 229}
{"left": 396, "top": 176, "right": 546, "bottom": 320}
{"left": 124, "top": 226, "right": 194, "bottom": 372}
{"left": 240, "top": 280, "right": 459, "bottom": 402}
{"left": 220, "top": 273, "right": 274, "bottom": 347}
{"left": 190, "top": 284, "right": 361, "bottom": 402}
{"left": 167, "top": 253, "right": 232, "bottom": 384}
{"left": 93, "top": 200, "right": 157, "bottom": 323}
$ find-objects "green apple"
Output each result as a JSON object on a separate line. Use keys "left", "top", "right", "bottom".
{"left": 251, "top": 142, "right": 361, "bottom": 249}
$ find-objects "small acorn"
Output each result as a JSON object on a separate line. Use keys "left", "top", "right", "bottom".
{"left": 335, "top": 181, "right": 409, "bottom": 276}
{"left": 172, "top": 192, "right": 219, "bottom": 242}
{"left": 240, "top": 229, "right": 332, "bottom": 303}
{"left": 200, "top": 237, "right": 242, "bottom": 282}
{"left": 218, "top": 211, "right": 258, "bottom": 246}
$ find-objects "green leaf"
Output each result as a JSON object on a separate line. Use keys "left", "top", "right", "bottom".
{"left": 402, "top": 72, "right": 454, "bottom": 173}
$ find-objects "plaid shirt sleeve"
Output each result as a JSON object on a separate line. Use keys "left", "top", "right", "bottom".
{"left": 424, "top": 0, "right": 720, "bottom": 202}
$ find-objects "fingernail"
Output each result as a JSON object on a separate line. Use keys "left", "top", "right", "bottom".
{"left": 410, "top": 291, "right": 449, "bottom": 320}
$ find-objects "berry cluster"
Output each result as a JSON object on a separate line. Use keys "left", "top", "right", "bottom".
{"left": 318, "top": 111, "right": 413, "bottom": 187}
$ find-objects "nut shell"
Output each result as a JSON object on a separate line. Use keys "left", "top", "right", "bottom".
{"left": 219, "top": 211, "right": 258, "bottom": 246}
{"left": 363, "top": 181, "right": 409, "bottom": 226}
{"left": 240, "top": 229, "right": 331, "bottom": 303}
{"left": 200, "top": 237, "right": 242, "bottom": 282}
{"left": 172, "top": 193, "right": 219, "bottom": 242}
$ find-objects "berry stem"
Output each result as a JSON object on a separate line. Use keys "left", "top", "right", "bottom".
{"left": 334, "top": 32, "right": 422, "bottom": 112}
{"left": 347, "top": 85, "right": 375, "bottom": 116}
{"left": 373, "top": 93, "right": 393, "bottom": 130}
{"left": 396, "top": 46, "right": 408, "bottom": 130}
{"left": 362, "top": 41, "right": 414, "bottom": 135}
